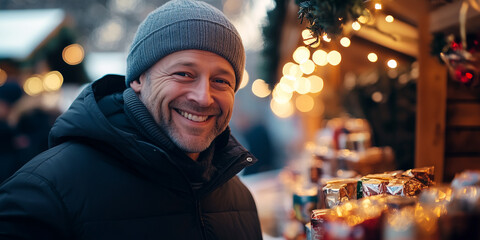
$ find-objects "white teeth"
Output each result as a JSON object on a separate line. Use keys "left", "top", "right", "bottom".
{"left": 178, "top": 110, "right": 208, "bottom": 122}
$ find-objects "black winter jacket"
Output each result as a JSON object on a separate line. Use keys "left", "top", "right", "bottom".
{"left": 0, "top": 75, "right": 262, "bottom": 239}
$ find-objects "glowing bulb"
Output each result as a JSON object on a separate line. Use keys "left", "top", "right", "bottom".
{"left": 312, "top": 50, "right": 328, "bottom": 66}
{"left": 296, "top": 94, "right": 314, "bottom": 112}
{"left": 272, "top": 86, "right": 293, "bottom": 103}
{"left": 372, "top": 91, "right": 383, "bottom": 102}
{"left": 327, "top": 50, "right": 342, "bottom": 66}
{"left": 375, "top": 3, "right": 382, "bottom": 9}
{"left": 340, "top": 37, "right": 351, "bottom": 47}
{"left": 294, "top": 77, "right": 311, "bottom": 94}
{"left": 239, "top": 70, "right": 249, "bottom": 90}
{"left": 252, "top": 79, "right": 271, "bottom": 98}
{"left": 368, "top": 53, "right": 378, "bottom": 62}
{"left": 300, "top": 60, "right": 315, "bottom": 75}
{"left": 43, "top": 71, "right": 63, "bottom": 91}
{"left": 308, "top": 75, "right": 324, "bottom": 93}
{"left": 23, "top": 76, "right": 43, "bottom": 96}
{"left": 293, "top": 46, "right": 310, "bottom": 64}
{"left": 352, "top": 21, "right": 361, "bottom": 31}
{"left": 302, "top": 29, "right": 316, "bottom": 45}
{"left": 62, "top": 44, "right": 84, "bottom": 65}
{"left": 283, "top": 62, "right": 303, "bottom": 79}
{"left": 387, "top": 59, "right": 398, "bottom": 69}
{"left": 357, "top": 16, "right": 368, "bottom": 24}
{"left": 279, "top": 76, "right": 295, "bottom": 93}
{"left": 322, "top": 34, "right": 331, "bottom": 42}
{"left": 270, "top": 99, "right": 294, "bottom": 118}
{"left": 385, "top": 15, "right": 394, "bottom": 23}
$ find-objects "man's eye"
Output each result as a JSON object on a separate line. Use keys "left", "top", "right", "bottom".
{"left": 174, "top": 72, "right": 191, "bottom": 77}
{"left": 214, "top": 79, "right": 232, "bottom": 86}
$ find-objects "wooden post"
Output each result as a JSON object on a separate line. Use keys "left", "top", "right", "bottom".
{"left": 415, "top": 0, "right": 447, "bottom": 182}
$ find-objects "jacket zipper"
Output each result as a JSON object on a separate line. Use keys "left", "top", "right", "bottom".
{"left": 196, "top": 199, "right": 208, "bottom": 240}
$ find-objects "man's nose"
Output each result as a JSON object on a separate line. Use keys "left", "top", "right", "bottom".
{"left": 187, "top": 77, "right": 214, "bottom": 107}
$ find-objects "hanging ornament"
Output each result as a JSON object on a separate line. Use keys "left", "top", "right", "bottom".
{"left": 440, "top": 1, "right": 480, "bottom": 88}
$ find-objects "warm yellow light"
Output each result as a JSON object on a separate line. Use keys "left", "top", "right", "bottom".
{"left": 23, "top": 76, "right": 44, "bottom": 96}
{"left": 43, "top": 71, "right": 63, "bottom": 91}
{"left": 387, "top": 59, "right": 398, "bottom": 69}
{"left": 327, "top": 50, "right": 342, "bottom": 66}
{"left": 385, "top": 15, "right": 394, "bottom": 23}
{"left": 340, "top": 37, "right": 351, "bottom": 47}
{"left": 300, "top": 60, "right": 315, "bottom": 75}
{"left": 282, "top": 62, "right": 303, "bottom": 79}
{"left": 293, "top": 46, "right": 310, "bottom": 64}
{"left": 62, "top": 43, "right": 85, "bottom": 65}
{"left": 270, "top": 99, "right": 294, "bottom": 118}
{"left": 322, "top": 34, "right": 331, "bottom": 42}
{"left": 296, "top": 94, "right": 314, "bottom": 112}
{"left": 272, "top": 86, "right": 293, "bottom": 103}
{"left": 372, "top": 91, "right": 383, "bottom": 102}
{"left": 251, "top": 79, "right": 271, "bottom": 98}
{"left": 294, "top": 77, "right": 311, "bottom": 94}
{"left": 279, "top": 76, "right": 296, "bottom": 93}
{"left": 308, "top": 75, "right": 324, "bottom": 93}
{"left": 239, "top": 70, "right": 249, "bottom": 90}
{"left": 302, "top": 29, "right": 316, "bottom": 45}
{"left": 368, "top": 53, "right": 378, "bottom": 62}
{"left": 375, "top": 3, "right": 382, "bottom": 9}
{"left": 352, "top": 21, "right": 361, "bottom": 31}
{"left": 0, "top": 69, "right": 7, "bottom": 86}
{"left": 312, "top": 50, "right": 328, "bottom": 66}
{"left": 357, "top": 16, "right": 368, "bottom": 24}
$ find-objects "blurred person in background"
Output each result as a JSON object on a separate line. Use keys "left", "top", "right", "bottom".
{"left": 0, "top": 81, "right": 23, "bottom": 183}
{"left": 0, "top": 0, "right": 262, "bottom": 239}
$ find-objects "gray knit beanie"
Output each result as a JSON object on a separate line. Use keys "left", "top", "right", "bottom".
{"left": 126, "top": 0, "right": 245, "bottom": 91}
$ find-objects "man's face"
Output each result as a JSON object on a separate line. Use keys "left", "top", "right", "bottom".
{"left": 131, "top": 50, "right": 236, "bottom": 159}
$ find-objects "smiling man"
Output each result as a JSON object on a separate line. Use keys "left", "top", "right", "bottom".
{"left": 0, "top": 0, "right": 262, "bottom": 239}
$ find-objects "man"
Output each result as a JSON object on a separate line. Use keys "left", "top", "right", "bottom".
{"left": 0, "top": 0, "right": 262, "bottom": 239}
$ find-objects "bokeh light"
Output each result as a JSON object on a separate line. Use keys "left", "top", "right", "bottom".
{"left": 43, "top": 71, "right": 63, "bottom": 91}
{"left": 300, "top": 60, "right": 315, "bottom": 75}
{"left": 372, "top": 91, "right": 383, "bottom": 102}
{"left": 293, "top": 46, "right": 310, "bottom": 64}
{"left": 327, "top": 50, "right": 342, "bottom": 66}
{"left": 340, "top": 37, "right": 351, "bottom": 47}
{"left": 24, "top": 75, "right": 43, "bottom": 96}
{"left": 62, "top": 43, "right": 84, "bottom": 65}
{"left": 368, "top": 53, "right": 378, "bottom": 62}
{"left": 385, "top": 15, "right": 394, "bottom": 23}
{"left": 352, "top": 21, "right": 361, "bottom": 31}
{"left": 294, "top": 77, "right": 311, "bottom": 94}
{"left": 251, "top": 79, "right": 271, "bottom": 98}
{"left": 239, "top": 70, "right": 249, "bottom": 90}
{"left": 296, "top": 94, "right": 314, "bottom": 112}
{"left": 0, "top": 69, "right": 7, "bottom": 86}
{"left": 270, "top": 99, "right": 294, "bottom": 118}
{"left": 387, "top": 59, "right": 398, "bottom": 69}
{"left": 322, "top": 34, "right": 331, "bottom": 42}
{"left": 375, "top": 3, "right": 382, "bottom": 9}
{"left": 302, "top": 29, "right": 316, "bottom": 45}
{"left": 282, "top": 62, "right": 303, "bottom": 79}
{"left": 272, "top": 86, "right": 293, "bottom": 103}
{"left": 312, "top": 50, "right": 328, "bottom": 66}
{"left": 307, "top": 75, "right": 324, "bottom": 93}
{"left": 278, "top": 76, "right": 296, "bottom": 93}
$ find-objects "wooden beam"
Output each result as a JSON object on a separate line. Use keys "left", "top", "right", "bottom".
{"left": 415, "top": 0, "right": 447, "bottom": 182}
{"left": 430, "top": 0, "right": 480, "bottom": 33}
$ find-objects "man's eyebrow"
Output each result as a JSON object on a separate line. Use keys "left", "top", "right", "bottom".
{"left": 173, "top": 61, "right": 235, "bottom": 78}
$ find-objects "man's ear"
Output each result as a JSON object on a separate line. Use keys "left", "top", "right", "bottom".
{"left": 130, "top": 74, "right": 145, "bottom": 93}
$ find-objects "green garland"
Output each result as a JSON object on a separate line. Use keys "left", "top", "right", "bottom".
{"left": 296, "top": 0, "right": 367, "bottom": 40}
{"left": 260, "top": 0, "right": 287, "bottom": 88}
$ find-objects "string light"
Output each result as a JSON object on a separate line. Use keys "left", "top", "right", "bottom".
{"left": 251, "top": 79, "right": 271, "bottom": 98}
{"left": 307, "top": 75, "right": 324, "bottom": 93}
{"left": 352, "top": 21, "right": 361, "bottom": 31}
{"left": 375, "top": 3, "right": 382, "bottom": 10}
{"left": 322, "top": 34, "right": 331, "bottom": 42}
{"left": 294, "top": 77, "right": 311, "bottom": 94}
{"left": 270, "top": 99, "right": 294, "bottom": 118}
{"left": 312, "top": 50, "right": 328, "bottom": 66}
{"left": 387, "top": 59, "right": 398, "bottom": 69}
{"left": 24, "top": 75, "right": 43, "bottom": 96}
{"left": 43, "top": 71, "right": 63, "bottom": 91}
{"left": 296, "top": 94, "right": 315, "bottom": 112}
{"left": 272, "top": 86, "right": 293, "bottom": 103}
{"left": 327, "top": 50, "right": 342, "bottom": 66}
{"left": 283, "top": 62, "right": 303, "bottom": 79}
{"left": 385, "top": 15, "right": 394, "bottom": 23}
{"left": 279, "top": 76, "right": 296, "bottom": 93}
{"left": 340, "top": 37, "right": 351, "bottom": 47}
{"left": 368, "top": 53, "right": 378, "bottom": 62}
{"left": 239, "top": 70, "right": 249, "bottom": 90}
{"left": 302, "top": 29, "right": 316, "bottom": 45}
{"left": 293, "top": 46, "right": 310, "bottom": 64}
{"left": 300, "top": 60, "right": 315, "bottom": 75}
